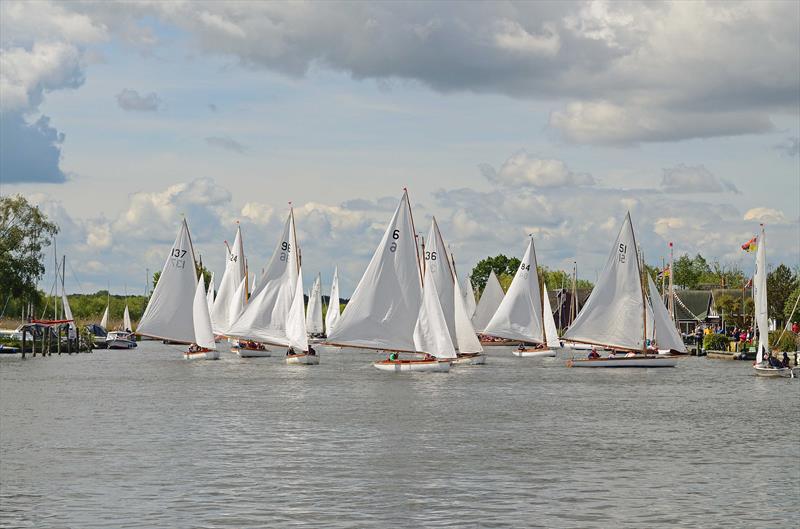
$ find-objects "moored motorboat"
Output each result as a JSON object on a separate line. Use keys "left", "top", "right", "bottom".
{"left": 106, "top": 330, "right": 137, "bottom": 349}
{"left": 567, "top": 355, "right": 678, "bottom": 368}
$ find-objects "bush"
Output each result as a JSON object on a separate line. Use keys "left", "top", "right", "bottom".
{"left": 703, "top": 333, "right": 730, "bottom": 351}
{"left": 769, "top": 330, "right": 799, "bottom": 352}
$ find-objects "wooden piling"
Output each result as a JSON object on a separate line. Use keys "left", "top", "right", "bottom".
{"left": 21, "top": 329, "right": 26, "bottom": 359}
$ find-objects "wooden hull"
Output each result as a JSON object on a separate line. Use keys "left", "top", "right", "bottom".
{"left": 512, "top": 348, "right": 555, "bottom": 358}
{"left": 183, "top": 350, "right": 220, "bottom": 360}
{"left": 452, "top": 352, "right": 486, "bottom": 365}
{"left": 286, "top": 353, "right": 320, "bottom": 365}
{"left": 567, "top": 356, "right": 677, "bottom": 368}
{"left": 753, "top": 365, "right": 793, "bottom": 378}
{"left": 233, "top": 347, "right": 272, "bottom": 358}
{"left": 373, "top": 359, "right": 450, "bottom": 372}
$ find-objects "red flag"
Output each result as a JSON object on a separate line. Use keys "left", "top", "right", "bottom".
{"left": 741, "top": 236, "right": 757, "bottom": 252}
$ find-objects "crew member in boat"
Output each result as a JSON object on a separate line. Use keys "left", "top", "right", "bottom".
{"left": 388, "top": 352, "right": 398, "bottom": 361}
{"left": 625, "top": 351, "right": 637, "bottom": 358}
{"left": 517, "top": 343, "right": 525, "bottom": 352}
{"left": 307, "top": 345, "right": 316, "bottom": 356}
{"left": 587, "top": 348, "right": 600, "bottom": 359}
{"left": 782, "top": 352, "right": 790, "bottom": 368}
{"left": 286, "top": 347, "right": 295, "bottom": 356}
{"left": 607, "top": 351, "right": 617, "bottom": 358}
{"left": 423, "top": 353, "right": 435, "bottom": 361}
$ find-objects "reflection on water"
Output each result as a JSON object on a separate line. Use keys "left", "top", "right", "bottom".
{"left": 1, "top": 343, "right": 797, "bottom": 528}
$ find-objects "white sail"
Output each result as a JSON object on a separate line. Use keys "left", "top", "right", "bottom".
{"left": 325, "top": 266, "right": 341, "bottom": 336}
{"left": 327, "top": 191, "right": 422, "bottom": 351}
{"left": 228, "top": 276, "right": 248, "bottom": 325}
{"left": 542, "top": 284, "right": 561, "bottom": 348}
{"left": 647, "top": 274, "right": 686, "bottom": 353}
{"left": 137, "top": 218, "right": 198, "bottom": 343}
{"left": 453, "top": 273, "right": 483, "bottom": 354}
{"left": 192, "top": 276, "right": 216, "bottom": 350}
{"left": 123, "top": 305, "right": 132, "bottom": 331}
{"left": 211, "top": 225, "right": 246, "bottom": 333}
{"left": 286, "top": 267, "right": 309, "bottom": 352}
{"left": 422, "top": 218, "right": 457, "bottom": 344}
{"left": 306, "top": 272, "right": 324, "bottom": 335}
{"left": 206, "top": 272, "right": 215, "bottom": 315}
{"left": 472, "top": 270, "right": 505, "bottom": 332}
{"left": 413, "top": 266, "right": 457, "bottom": 359}
{"left": 563, "top": 212, "right": 646, "bottom": 351}
{"left": 754, "top": 225, "right": 769, "bottom": 364}
{"left": 61, "top": 293, "right": 76, "bottom": 334}
{"left": 484, "top": 238, "right": 545, "bottom": 344}
{"left": 250, "top": 273, "right": 257, "bottom": 297}
{"left": 227, "top": 211, "right": 298, "bottom": 345}
{"left": 463, "top": 277, "right": 477, "bottom": 319}
{"left": 100, "top": 305, "right": 109, "bottom": 329}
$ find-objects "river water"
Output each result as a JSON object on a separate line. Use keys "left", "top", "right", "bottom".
{"left": 1, "top": 343, "right": 797, "bottom": 528}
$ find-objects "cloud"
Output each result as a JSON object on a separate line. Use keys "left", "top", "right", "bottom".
{"left": 774, "top": 136, "right": 799, "bottom": 157}
{"left": 205, "top": 136, "right": 246, "bottom": 154}
{"left": 0, "top": 112, "right": 67, "bottom": 183}
{"left": 480, "top": 151, "right": 594, "bottom": 188}
{"left": 743, "top": 207, "right": 787, "bottom": 225}
{"left": 660, "top": 164, "right": 739, "bottom": 194}
{"left": 116, "top": 88, "right": 161, "bottom": 112}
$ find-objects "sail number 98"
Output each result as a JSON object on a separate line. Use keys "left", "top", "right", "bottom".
{"left": 389, "top": 229, "right": 399, "bottom": 252}
{"left": 280, "top": 241, "right": 291, "bottom": 261}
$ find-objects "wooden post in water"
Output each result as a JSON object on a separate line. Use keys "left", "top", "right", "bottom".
{"left": 57, "top": 325, "right": 62, "bottom": 355}
{"left": 21, "top": 328, "right": 26, "bottom": 359}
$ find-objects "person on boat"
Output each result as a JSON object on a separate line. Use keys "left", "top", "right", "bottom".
{"left": 307, "top": 345, "right": 316, "bottom": 356}
{"left": 607, "top": 351, "right": 617, "bottom": 359}
{"left": 625, "top": 351, "right": 637, "bottom": 358}
{"left": 587, "top": 348, "right": 600, "bottom": 359}
{"left": 517, "top": 343, "right": 526, "bottom": 352}
{"left": 286, "top": 347, "right": 295, "bottom": 356}
{"left": 388, "top": 352, "right": 398, "bottom": 361}
{"left": 423, "top": 353, "right": 435, "bottom": 361}
{"left": 782, "top": 351, "right": 790, "bottom": 368}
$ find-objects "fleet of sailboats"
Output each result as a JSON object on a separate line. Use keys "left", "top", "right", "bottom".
{"left": 104, "top": 193, "right": 788, "bottom": 376}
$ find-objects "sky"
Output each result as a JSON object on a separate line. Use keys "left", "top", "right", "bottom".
{"left": 1, "top": 0, "right": 798, "bottom": 297}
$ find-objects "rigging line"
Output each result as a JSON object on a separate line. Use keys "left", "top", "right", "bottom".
{"left": 68, "top": 260, "right": 84, "bottom": 292}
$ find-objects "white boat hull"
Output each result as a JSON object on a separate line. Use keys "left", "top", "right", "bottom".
{"left": 567, "top": 356, "right": 677, "bottom": 368}
{"left": 106, "top": 339, "right": 137, "bottom": 349}
{"left": 234, "top": 348, "right": 272, "bottom": 358}
{"left": 373, "top": 359, "right": 450, "bottom": 372}
{"left": 563, "top": 342, "right": 595, "bottom": 351}
{"left": 753, "top": 364, "right": 793, "bottom": 378}
{"left": 286, "top": 353, "right": 320, "bottom": 365}
{"left": 512, "top": 348, "right": 555, "bottom": 358}
{"left": 183, "top": 350, "right": 220, "bottom": 360}
{"left": 452, "top": 353, "right": 486, "bottom": 365}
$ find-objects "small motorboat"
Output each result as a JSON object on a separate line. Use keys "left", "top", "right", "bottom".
{"left": 232, "top": 340, "right": 272, "bottom": 357}
{"left": 451, "top": 352, "right": 486, "bottom": 365}
{"left": 106, "top": 331, "right": 137, "bottom": 349}
{"left": 286, "top": 351, "right": 320, "bottom": 365}
{"left": 567, "top": 354, "right": 677, "bottom": 368}
{"left": 184, "top": 347, "right": 220, "bottom": 360}
{"left": 373, "top": 357, "right": 450, "bottom": 372}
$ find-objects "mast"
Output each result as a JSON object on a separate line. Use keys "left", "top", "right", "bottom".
{"left": 668, "top": 242, "right": 675, "bottom": 321}
{"left": 638, "top": 246, "right": 647, "bottom": 354}
{"left": 404, "top": 188, "right": 424, "bottom": 286}
{"left": 570, "top": 261, "right": 578, "bottom": 325}
{"left": 531, "top": 235, "right": 546, "bottom": 345}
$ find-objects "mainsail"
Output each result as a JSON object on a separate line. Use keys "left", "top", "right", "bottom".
{"left": 306, "top": 272, "right": 324, "bottom": 335}
{"left": 325, "top": 266, "right": 341, "bottom": 335}
{"left": 123, "top": 305, "right": 132, "bottom": 332}
{"left": 327, "top": 191, "right": 422, "bottom": 351}
{"left": 192, "top": 276, "right": 216, "bottom": 350}
{"left": 542, "top": 284, "right": 561, "bottom": 348}
{"left": 228, "top": 276, "right": 248, "bottom": 325}
{"left": 422, "top": 218, "right": 456, "bottom": 344}
{"left": 100, "top": 305, "right": 109, "bottom": 329}
{"left": 563, "top": 212, "right": 646, "bottom": 351}
{"left": 286, "top": 267, "right": 309, "bottom": 352}
{"left": 206, "top": 272, "right": 215, "bottom": 315}
{"left": 753, "top": 225, "right": 769, "bottom": 364}
{"left": 413, "top": 266, "right": 457, "bottom": 359}
{"left": 137, "top": 219, "right": 198, "bottom": 343}
{"left": 472, "top": 270, "right": 504, "bottom": 332}
{"left": 647, "top": 274, "right": 686, "bottom": 353}
{"left": 463, "top": 277, "right": 477, "bottom": 319}
{"left": 211, "top": 225, "right": 246, "bottom": 333}
{"left": 453, "top": 272, "right": 483, "bottom": 354}
{"left": 484, "top": 238, "right": 545, "bottom": 344}
{"left": 227, "top": 210, "right": 298, "bottom": 345}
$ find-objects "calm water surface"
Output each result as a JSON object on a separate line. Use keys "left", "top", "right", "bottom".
{"left": 1, "top": 343, "right": 798, "bottom": 528}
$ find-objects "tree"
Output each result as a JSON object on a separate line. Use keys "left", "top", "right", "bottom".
{"left": 672, "top": 253, "right": 712, "bottom": 289}
{"left": 767, "top": 264, "right": 797, "bottom": 321}
{"left": 470, "top": 255, "right": 521, "bottom": 293}
{"left": 0, "top": 195, "right": 59, "bottom": 302}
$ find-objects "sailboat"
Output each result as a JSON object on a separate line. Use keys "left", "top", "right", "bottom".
{"left": 751, "top": 226, "right": 791, "bottom": 377}
{"left": 563, "top": 213, "right": 676, "bottom": 368}
{"left": 227, "top": 208, "right": 300, "bottom": 358}
{"left": 422, "top": 218, "right": 485, "bottom": 365}
{"left": 473, "top": 270, "right": 505, "bottom": 337}
{"left": 137, "top": 218, "right": 219, "bottom": 360}
{"left": 325, "top": 266, "right": 341, "bottom": 336}
{"left": 327, "top": 190, "right": 451, "bottom": 372}
{"left": 306, "top": 272, "right": 324, "bottom": 339}
{"left": 211, "top": 224, "right": 246, "bottom": 334}
{"left": 285, "top": 268, "right": 320, "bottom": 365}
{"left": 452, "top": 267, "right": 485, "bottom": 365}
{"left": 484, "top": 237, "right": 555, "bottom": 358}
{"left": 542, "top": 284, "right": 563, "bottom": 350}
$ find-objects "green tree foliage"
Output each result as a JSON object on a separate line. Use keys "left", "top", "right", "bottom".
{"left": 65, "top": 291, "right": 148, "bottom": 322}
{"left": 703, "top": 333, "right": 729, "bottom": 351}
{"left": 470, "top": 255, "right": 521, "bottom": 293}
{"left": 767, "top": 264, "right": 797, "bottom": 321}
{"left": 713, "top": 293, "right": 754, "bottom": 327}
{"left": 672, "top": 253, "right": 711, "bottom": 289}
{"left": 0, "top": 195, "right": 59, "bottom": 301}
{"left": 784, "top": 285, "right": 800, "bottom": 325}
